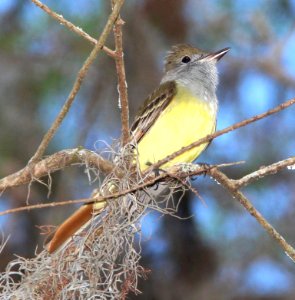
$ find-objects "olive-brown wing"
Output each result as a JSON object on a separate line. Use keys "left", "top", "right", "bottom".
{"left": 130, "top": 81, "right": 177, "bottom": 143}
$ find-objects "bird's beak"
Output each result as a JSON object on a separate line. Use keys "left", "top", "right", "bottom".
{"left": 203, "top": 47, "right": 230, "bottom": 62}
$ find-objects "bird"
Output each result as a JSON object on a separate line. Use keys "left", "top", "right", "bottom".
{"left": 47, "top": 44, "right": 229, "bottom": 253}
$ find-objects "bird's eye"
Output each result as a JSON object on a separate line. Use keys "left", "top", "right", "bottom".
{"left": 181, "top": 56, "right": 191, "bottom": 63}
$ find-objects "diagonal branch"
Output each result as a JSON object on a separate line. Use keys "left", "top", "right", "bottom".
{"left": 0, "top": 149, "right": 115, "bottom": 193}
{"left": 31, "top": 0, "right": 116, "bottom": 57}
{"left": 29, "top": 0, "right": 125, "bottom": 163}
{"left": 0, "top": 162, "right": 237, "bottom": 216}
{"left": 233, "top": 156, "right": 295, "bottom": 189}
{"left": 209, "top": 167, "right": 295, "bottom": 261}
{"left": 147, "top": 97, "right": 295, "bottom": 172}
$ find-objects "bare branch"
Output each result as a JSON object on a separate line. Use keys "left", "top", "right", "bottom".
{"left": 0, "top": 197, "right": 96, "bottom": 217}
{"left": 31, "top": 0, "right": 116, "bottom": 57}
{"left": 0, "top": 149, "right": 114, "bottom": 193}
{"left": 234, "top": 156, "right": 295, "bottom": 189}
{"left": 209, "top": 167, "right": 295, "bottom": 262}
{"left": 0, "top": 162, "right": 235, "bottom": 217}
{"left": 29, "top": 0, "right": 125, "bottom": 163}
{"left": 113, "top": 15, "right": 130, "bottom": 145}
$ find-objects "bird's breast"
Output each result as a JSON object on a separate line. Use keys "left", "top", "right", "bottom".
{"left": 137, "top": 84, "right": 217, "bottom": 171}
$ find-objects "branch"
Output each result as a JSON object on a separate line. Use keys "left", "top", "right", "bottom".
{"left": 209, "top": 167, "right": 295, "bottom": 261}
{"left": 0, "top": 149, "right": 114, "bottom": 193}
{"left": 113, "top": 14, "right": 130, "bottom": 145}
{"left": 147, "top": 97, "right": 295, "bottom": 172}
{"left": 31, "top": 0, "right": 116, "bottom": 57}
{"left": 233, "top": 156, "right": 295, "bottom": 189}
{"left": 29, "top": 0, "right": 125, "bottom": 163}
{"left": 0, "top": 162, "right": 236, "bottom": 216}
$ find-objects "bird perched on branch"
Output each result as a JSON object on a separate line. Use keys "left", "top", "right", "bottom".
{"left": 47, "top": 44, "right": 229, "bottom": 253}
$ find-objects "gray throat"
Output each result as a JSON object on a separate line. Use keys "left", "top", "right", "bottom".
{"left": 160, "top": 63, "right": 219, "bottom": 113}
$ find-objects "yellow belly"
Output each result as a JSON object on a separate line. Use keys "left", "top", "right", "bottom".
{"left": 137, "top": 85, "right": 216, "bottom": 171}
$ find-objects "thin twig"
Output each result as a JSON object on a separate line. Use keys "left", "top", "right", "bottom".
{"left": 0, "top": 149, "right": 115, "bottom": 193}
{"left": 31, "top": 0, "right": 116, "bottom": 57}
{"left": 209, "top": 167, "right": 295, "bottom": 261}
{"left": 233, "top": 156, "right": 295, "bottom": 189}
{"left": 167, "top": 172, "right": 205, "bottom": 205}
{"left": 0, "top": 173, "right": 170, "bottom": 217}
{"left": 29, "top": 0, "right": 125, "bottom": 163}
{"left": 146, "top": 98, "right": 295, "bottom": 172}
{"left": 112, "top": 9, "right": 129, "bottom": 145}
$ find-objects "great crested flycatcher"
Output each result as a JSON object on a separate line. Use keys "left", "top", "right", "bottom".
{"left": 47, "top": 44, "right": 229, "bottom": 253}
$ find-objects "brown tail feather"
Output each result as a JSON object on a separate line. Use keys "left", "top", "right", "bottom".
{"left": 47, "top": 204, "right": 95, "bottom": 253}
